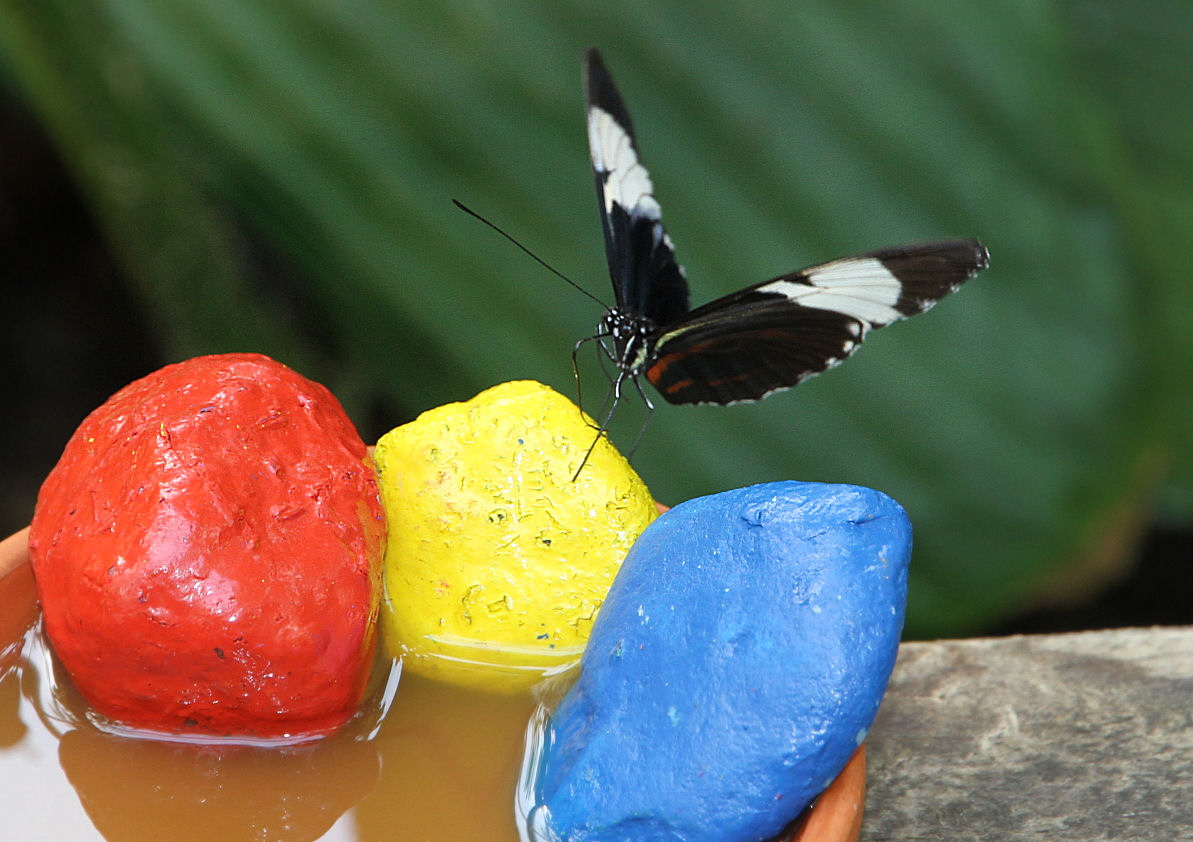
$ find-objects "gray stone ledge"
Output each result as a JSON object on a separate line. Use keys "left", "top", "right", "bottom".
{"left": 863, "top": 627, "right": 1193, "bottom": 841}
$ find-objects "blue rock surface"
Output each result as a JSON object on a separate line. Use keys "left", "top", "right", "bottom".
{"left": 528, "top": 481, "right": 911, "bottom": 842}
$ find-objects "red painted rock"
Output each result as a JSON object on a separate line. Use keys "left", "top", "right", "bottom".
{"left": 29, "top": 353, "right": 385, "bottom": 742}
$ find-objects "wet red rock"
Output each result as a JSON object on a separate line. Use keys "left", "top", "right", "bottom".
{"left": 29, "top": 353, "right": 385, "bottom": 741}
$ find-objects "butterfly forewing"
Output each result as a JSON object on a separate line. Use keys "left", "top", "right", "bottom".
{"left": 584, "top": 48, "right": 689, "bottom": 327}
{"left": 861, "top": 240, "right": 990, "bottom": 318}
{"left": 644, "top": 240, "right": 989, "bottom": 405}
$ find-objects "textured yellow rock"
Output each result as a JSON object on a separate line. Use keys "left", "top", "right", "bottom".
{"left": 373, "top": 380, "right": 656, "bottom": 693}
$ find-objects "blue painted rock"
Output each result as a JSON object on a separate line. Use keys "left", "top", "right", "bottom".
{"left": 528, "top": 481, "right": 911, "bottom": 842}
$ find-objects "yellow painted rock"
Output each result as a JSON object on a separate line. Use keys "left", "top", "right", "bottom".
{"left": 374, "top": 380, "right": 657, "bottom": 693}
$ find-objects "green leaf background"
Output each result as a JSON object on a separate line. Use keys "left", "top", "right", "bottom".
{"left": 2, "top": 1, "right": 1189, "bottom": 636}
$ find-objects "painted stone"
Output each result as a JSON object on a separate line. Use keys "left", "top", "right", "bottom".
{"left": 529, "top": 481, "right": 910, "bottom": 841}
{"left": 374, "top": 380, "right": 656, "bottom": 692}
{"left": 29, "top": 354, "right": 385, "bottom": 741}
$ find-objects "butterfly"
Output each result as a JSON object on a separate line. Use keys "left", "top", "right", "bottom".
{"left": 579, "top": 47, "right": 988, "bottom": 432}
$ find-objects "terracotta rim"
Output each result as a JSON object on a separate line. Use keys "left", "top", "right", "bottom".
{"left": 785, "top": 746, "right": 865, "bottom": 842}
{"left": 0, "top": 526, "right": 30, "bottom": 581}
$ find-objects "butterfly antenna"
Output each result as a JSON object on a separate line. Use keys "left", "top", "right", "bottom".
{"left": 452, "top": 199, "right": 607, "bottom": 307}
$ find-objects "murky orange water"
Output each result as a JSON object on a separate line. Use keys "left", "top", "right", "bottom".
{"left": 0, "top": 562, "right": 537, "bottom": 841}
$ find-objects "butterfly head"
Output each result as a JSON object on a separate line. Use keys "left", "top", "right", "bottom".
{"left": 598, "top": 308, "right": 656, "bottom": 376}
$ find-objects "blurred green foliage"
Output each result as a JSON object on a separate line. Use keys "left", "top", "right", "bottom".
{"left": 1, "top": 1, "right": 1190, "bottom": 636}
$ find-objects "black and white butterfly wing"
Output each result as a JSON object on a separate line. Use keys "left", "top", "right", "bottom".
{"left": 584, "top": 48, "right": 689, "bottom": 328}
{"left": 580, "top": 49, "right": 988, "bottom": 411}
{"left": 645, "top": 240, "right": 989, "bottom": 404}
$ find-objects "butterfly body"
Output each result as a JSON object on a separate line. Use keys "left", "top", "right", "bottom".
{"left": 581, "top": 47, "right": 989, "bottom": 415}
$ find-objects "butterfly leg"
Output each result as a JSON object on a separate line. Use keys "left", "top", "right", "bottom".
{"left": 571, "top": 335, "right": 591, "bottom": 421}
{"left": 572, "top": 329, "right": 620, "bottom": 427}
{"left": 572, "top": 367, "right": 629, "bottom": 482}
{"left": 623, "top": 374, "right": 656, "bottom": 460}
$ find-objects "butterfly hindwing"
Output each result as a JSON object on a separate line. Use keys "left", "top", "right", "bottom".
{"left": 646, "top": 303, "right": 866, "bottom": 405}
{"left": 645, "top": 240, "right": 989, "bottom": 405}
{"left": 584, "top": 48, "right": 689, "bottom": 328}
